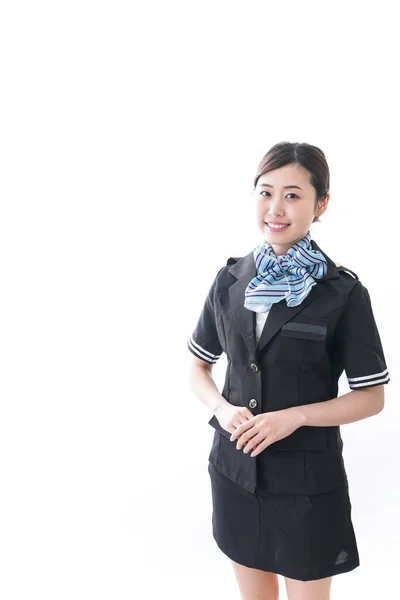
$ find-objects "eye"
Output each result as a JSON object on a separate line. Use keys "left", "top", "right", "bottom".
{"left": 260, "top": 191, "right": 299, "bottom": 199}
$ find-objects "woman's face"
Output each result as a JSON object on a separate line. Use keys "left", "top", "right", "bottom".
{"left": 253, "top": 162, "right": 329, "bottom": 255}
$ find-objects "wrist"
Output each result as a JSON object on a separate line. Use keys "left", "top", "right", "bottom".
{"left": 212, "top": 396, "right": 229, "bottom": 415}
{"left": 289, "top": 406, "right": 308, "bottom": 428}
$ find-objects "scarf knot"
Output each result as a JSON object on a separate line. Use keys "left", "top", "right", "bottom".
{"left": 244, "top": 231, "right": 328, "bottom": 312}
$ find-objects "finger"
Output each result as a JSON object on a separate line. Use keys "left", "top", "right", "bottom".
{"left": 242, "top": 432, "right": 264, "bottom": 454}
{"left": 236, "top": 427, "right": 259, "bottom": 450}
{"left": 230, "top": 419, "right": 246, "bottom": 433}
{"left": 250, "top": 436, "right": 272, "bottom": 457}
{"left": 234, "top": 413, "right": 252, "bottom": 432}
{"left": 230, "top": 417, "right": 256, "bottom": 442}
{"left": 226, "top": 426, "right": 237, "bottom": 435}
{"left": 231, "top": 417, "right": 254, "bottom": 442}
{"left": 244, "top": 410, "right": 255, "bottom": 420}
{"left": 241, "top": 431, "right": 265, "bottom": 453}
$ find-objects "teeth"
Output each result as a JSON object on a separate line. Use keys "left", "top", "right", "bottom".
{"left": 268, "top": 223, "right": 288, "bottom": 229}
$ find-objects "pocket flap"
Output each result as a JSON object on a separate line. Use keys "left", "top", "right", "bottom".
{"left": 208, "top": 414, "right": 231, "bottom": 438}
{"left": 282, "top": 321, "right": 327, "bottom": 341}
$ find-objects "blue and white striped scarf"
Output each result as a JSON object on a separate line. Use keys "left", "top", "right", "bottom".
{"left": 244, "top": 231, "right": 328, "bottom": 312}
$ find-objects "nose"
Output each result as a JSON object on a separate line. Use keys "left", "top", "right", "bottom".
{"left": 268, "top": 198, "right": 285, "bottom": 216}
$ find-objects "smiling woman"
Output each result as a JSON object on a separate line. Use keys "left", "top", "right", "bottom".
{"left": 253, "top": 147, "right": 329, "bottom": 257}
{"left": 187, "top": 140, "right": 390, "bottom": 598}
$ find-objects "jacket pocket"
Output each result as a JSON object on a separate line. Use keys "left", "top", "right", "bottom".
{"left": 208, "top": 414, "right": 328, "bottom": 451}
{"left": 208, "top": 413, "right": 232, "bottom": 439}
{"left": 277, "top": 317, "right": 328, "bottom": 362}
{"left": 268, "top": 424, "right": 328, "bottom": 451}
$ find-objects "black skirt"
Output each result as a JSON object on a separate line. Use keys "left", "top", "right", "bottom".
{"left": 207, "top": 461, "right": 360, "bottom": 582}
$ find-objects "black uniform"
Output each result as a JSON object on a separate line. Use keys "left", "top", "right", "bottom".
{"left": 187, "top": 238, "right": 390, "bottom": 581}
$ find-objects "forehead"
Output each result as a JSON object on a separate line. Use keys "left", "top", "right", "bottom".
{"left": 257, "top": 163, "right": 312, "bottom": 188}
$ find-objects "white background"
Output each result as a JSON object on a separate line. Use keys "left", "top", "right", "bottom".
{"left": 0, "top": 1, "right": 398, "bottom": 598}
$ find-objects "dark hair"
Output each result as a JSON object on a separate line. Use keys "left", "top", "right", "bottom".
{"left": 253, "top": 141, "right": 330, "bottom": 223}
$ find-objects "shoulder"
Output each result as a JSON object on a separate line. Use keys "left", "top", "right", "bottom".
{"left": 210, "top": 255, "right": 243, "bottom": 297}
{"left": 333, "top": 262, "right": 374, "bottom": 311}
{"left": 226, "top": 256, "right": 242, "bottom": 266}
{"left": 334, "top": 262, "right": 359, "bottom": 280}
{"left": 333, "top": 261, "right": 362, "bottom": 297}
{"left": 214, "top": 255, "right": 243, "bottom": 278}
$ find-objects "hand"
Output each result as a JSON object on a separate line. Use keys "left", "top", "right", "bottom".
{"left": 229, "top": 408, "right": 303, "bottom": 457}
{"left": 214, "top": 402, "right": 255, "bottom": 437}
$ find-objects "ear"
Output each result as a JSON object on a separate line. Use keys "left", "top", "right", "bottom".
{"left": 315, "top": 193, "right": 330, "bottom": 218}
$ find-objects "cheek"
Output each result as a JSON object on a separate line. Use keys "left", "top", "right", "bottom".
{"left": 288, "top": 209, "right": 313, "bottom": 224}
{"left": 255, "top": 207, "right": 264, "bottom": 222}
{"left": 256, "top": 201, "right": 267, "bottom": 216}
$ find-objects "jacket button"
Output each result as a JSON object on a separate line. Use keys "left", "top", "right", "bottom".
{"left": 250, "top": 363, "right": 259, "bottom": 372}
{"left": 249, "top": 398, "right": 257, "bottom": 408}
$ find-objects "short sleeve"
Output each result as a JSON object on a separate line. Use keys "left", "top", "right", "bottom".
{"left": 335, "top": 280, "right": 390, "bottom": 390}
{"left": 187, "top": 269, "right": 224, "bottom": 364}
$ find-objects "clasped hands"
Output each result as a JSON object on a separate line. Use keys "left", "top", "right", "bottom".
{"left": 229, "top": 408, "right": 303, "bottom": 458}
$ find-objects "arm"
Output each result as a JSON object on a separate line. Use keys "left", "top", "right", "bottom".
{"left": 187, "top": 266, "right": 230, "bottom": 414}
{"left": 292, "top": 279, "right": 389, "bottom": 428}
{"left": 188, "top": 358, "right": 230, "bottom": 414}
{"left": 291, "top": 385, "right": 385, "bottom": 428}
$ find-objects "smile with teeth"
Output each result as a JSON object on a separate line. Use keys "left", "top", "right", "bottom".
{"left": 267, "top": 223, "right": 290, "bottom": 230}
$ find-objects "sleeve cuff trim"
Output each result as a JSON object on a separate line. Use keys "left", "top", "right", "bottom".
{"left": 348, "top": 368, "right": 388, "bottom": 382}
{"left": 187, "top": 337, "right": 221, "bottom": 363}
{"left": 348, "top": 368, "right": 390, "bottom": 388}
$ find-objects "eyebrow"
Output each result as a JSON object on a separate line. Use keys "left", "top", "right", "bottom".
{"left": 259, "top": 184, "right": 303, "bottom": 190}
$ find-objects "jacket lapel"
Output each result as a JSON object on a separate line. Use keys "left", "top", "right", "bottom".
{"left": 228, "top": 239, "right": 340, "bottom": 359}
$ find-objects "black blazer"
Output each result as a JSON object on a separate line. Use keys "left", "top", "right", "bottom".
{"left": 188, "top": 239, "right": 390, "bottom": 495}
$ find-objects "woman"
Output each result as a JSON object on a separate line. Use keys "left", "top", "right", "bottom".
{"left": 187, "top": 141, "right": 390, "bottom": 600}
